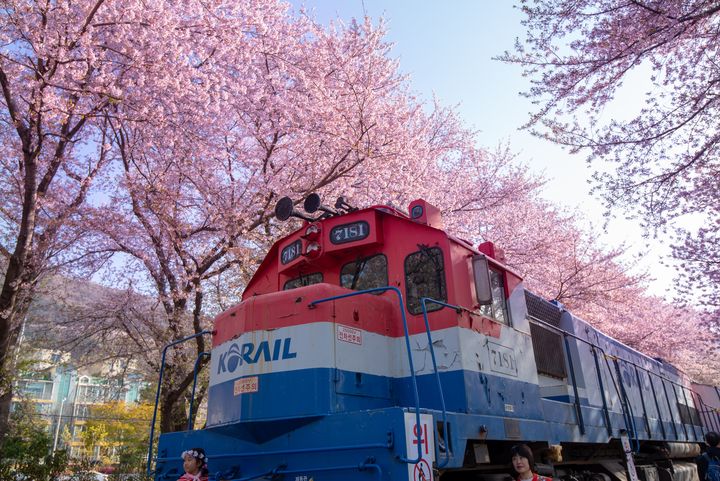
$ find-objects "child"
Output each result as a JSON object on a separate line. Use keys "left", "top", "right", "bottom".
{"left": 179, "top": 447, "right": 209, "bottom": 481}
{"left": 511, "top": 444, "right": 550, "bottom": 481}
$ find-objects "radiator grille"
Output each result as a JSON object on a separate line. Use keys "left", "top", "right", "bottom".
{"left": 525, "top": 291, "right": 567, "bottom": 379}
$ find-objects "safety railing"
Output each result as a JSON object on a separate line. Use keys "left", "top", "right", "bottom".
{"left": 147, "top": 330, "right": 213, "bottom": 476}
{"left": 418, "top": 297, "right": 461, "bottom": 468}
{"left": 156, "top": 442, "right": 392, "bottom": 481}
{"left": 155, "top": 439, "right": 394, "bottom": 463}
{"left": 529, "top": 315, "right": 710, "bottom": 449}
{"left": 308, "top": 286, "right": 425, "bottom": 464}
{"left": 217, "top": 459, "right": 383, "bottom": 481}
{"left": 187, "top": 351, "right": 211, "bottom": 430}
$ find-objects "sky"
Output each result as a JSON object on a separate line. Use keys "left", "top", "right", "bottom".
{"left": 297, "top": 0, "right": 678, "bottom": 298}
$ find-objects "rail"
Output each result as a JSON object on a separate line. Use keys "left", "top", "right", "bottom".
{"left": 147, "top": 330, "right": 213, "bottom": 476}
{"left": 528, "top": 315, "right": 710, "bottom": 448}
{"left": 309, "top": 286, "right": 425, "bottom": 464}
{"left": 155, "top": 439, "right": 394, "bottom": 462}
{"left": 187, "top": 351, "right": 211, "bottom": 430}
{"left": 564, "top": 332, "right": 586, "bottom": 435}
{"left": 217, "top": 459, "right": 383, "bottom": 481}
{"left": 418, "top": 297, "right": 458, "bottom": 468}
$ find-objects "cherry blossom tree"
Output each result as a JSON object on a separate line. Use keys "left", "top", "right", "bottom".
{"left": 5, "top": 0, "right": 715, "bottom": 439}
{"left": 0, "top": 0, "right": 128, "bottom": 440}
{"left": 502, "top": 0, "right": 720, "bottom": 348}
{"left": 85, "top": 10, "right": 560, "bottom": 430}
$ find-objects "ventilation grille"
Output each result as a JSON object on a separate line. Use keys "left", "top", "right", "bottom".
{"left": 525, "top": 290, "right": 567, "bottom": 379}
{"left": 525, "top": 290, "right": 562, "bottom": 326}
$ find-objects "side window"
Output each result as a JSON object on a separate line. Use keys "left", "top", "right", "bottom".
{"left": 284, "top": 273, "right": 323, "bottom": 290}
{"left": 480, "top": 267, "right": 509, "bottom": 325}
{"left": 404, "top": 246, "right": 447, "bottom": 315}
{"left": 341, "top": 254, "right": 388, "bottom": 291}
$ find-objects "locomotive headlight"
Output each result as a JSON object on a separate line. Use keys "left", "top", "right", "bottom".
{"left": 305, "top": 241, "right": 321, "bottom": 258}
{"left": 303, "top": 224, "right": 321, "bottom": 240}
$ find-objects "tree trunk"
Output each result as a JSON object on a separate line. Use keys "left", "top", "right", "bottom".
{"left": 159, "top": 363, "right": 190, "bottom": 433}
{"left": 0, "top": 143, "right": 38, "bottom": 446}
{"left": 0, "top": 294, "right": 32, "bottom": 446}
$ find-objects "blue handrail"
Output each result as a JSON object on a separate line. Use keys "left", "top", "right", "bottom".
{"left": 308, "top": 286, "right": 424, "bottom": 464}
{"left": 147, "top": 330, "right": 213, "bottom": 476}
{"left": 155, "top": 440, "right": 393, "bottom": 463}
{"left": 419, "top": 297, "right": 457, "bottom": 468}
{"left": 187, "top": 351, "right": 211, "bottom": 430}
{"left": 563, "top": 333, "right": 585, "bottom": 435}
{"left": 530, "top": 315, "right": 707, "bottom": 447}
{"left": 220, "top": 460, "right": 383, "bottom": 481}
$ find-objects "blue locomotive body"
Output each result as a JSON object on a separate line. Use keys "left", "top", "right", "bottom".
{"left": 150, "top": 197, "right": 717, "bottom": 481}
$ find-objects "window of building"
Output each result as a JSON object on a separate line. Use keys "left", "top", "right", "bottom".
{"left": 36, "top": 403, "right": 54, "bottom": 415}
{"left": 340, "top": 254, "right": 388, "bottom": 292}
{"left": 404, "top": 246, "right": 447, "bottom": 315}
{"left": 75, "top": 405, "right": 91, "bottom": 419}
{"left": 479, "top": 267, "right": 509, "bottom": 325}
{"left": 17, "top": 380, "right": 53, "bottom": 400}
{"left": 283, "top": 273, "right": 323, "bottom": 290}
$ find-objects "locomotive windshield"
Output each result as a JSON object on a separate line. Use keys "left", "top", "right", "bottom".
{"left": 404, "top": 246, "right": 447, "bottom": 314}
{"left": 283, "top": 272, "right": 323, "bottom": 290}
{"left": 340, "top": 254, "right": 388, "bottom": 291}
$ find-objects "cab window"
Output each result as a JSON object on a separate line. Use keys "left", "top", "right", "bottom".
{"left": 404, "top": 246, "right": 447, "bottom": 315}
{"left": 341, "top": 254, "right": 388, "bottom": 291}
{"left": 284, "top": 273, "right": 323, "bottom": 290}
{"left": 480, "top": 267, "right": 508, "bottom": 324}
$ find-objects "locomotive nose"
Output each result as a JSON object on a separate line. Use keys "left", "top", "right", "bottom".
{"left": 207, "top": 283, "right": 398, "bottom": 427}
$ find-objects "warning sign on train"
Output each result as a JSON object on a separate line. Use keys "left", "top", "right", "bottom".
{"left": 404, "top": 412, "right": 435, "bottom": 481}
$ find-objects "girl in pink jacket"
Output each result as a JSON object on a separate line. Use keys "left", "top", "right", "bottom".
{"left": 178, "top": 447, "right": 209, "bottom": 481}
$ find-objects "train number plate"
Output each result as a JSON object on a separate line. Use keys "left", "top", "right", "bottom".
{"left": 487, "top": 341, "right": 518, "bottom": 377}
{"left": 330, "top": 221, "right": 369, "bottom": 244}
{"left": 281, "top": 240, "right": 302, "bottom": 264}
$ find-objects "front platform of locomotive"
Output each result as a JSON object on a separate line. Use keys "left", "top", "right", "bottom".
{"left": 152, "top": 194, "right": 542, "bottom": 481}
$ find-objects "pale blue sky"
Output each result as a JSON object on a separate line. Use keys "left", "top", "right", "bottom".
{"left": 298, "top": 1, "right": 676, "bottom": 297}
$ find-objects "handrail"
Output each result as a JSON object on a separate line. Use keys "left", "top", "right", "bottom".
{"left": 611, "top": 356, "right": 638, "bottom": 451}
{"left": 187, "top": 351, "right": 211, "bottom": 430}
{"left": 563, "top": 332, "right": 585, "bottom": 435}
{"left": 156, "top": 440, "right": 393, "bottom": 462}
{"left": 529, "top": 315, "right": 707, "bottom": 410}
{"left": 590, "top": 345, "right": 612, "bottom": 435}
{"left": 308, "top": 286, "right": 424, "bottom": 464}
{"left": 647, "top": 373, "right": 667, "bottom": 439}
{"left": 671, "top": 383, "right": 690, "bottom": 440}
{"left": 147, "top": 330, "right": 213, "bottom": 476}
{"left": 528, "top": 315, "right": 709, "bottom": 445}
{"left": 633, "top": 365, "right": 652, "bottom": 438}
{"left": 530, "top": 315, "right": 636, "bottom": 447}
{"left": 661, "top": 378, "right": 680, "bottom": 439}
{"left": 681, "top": 385, "right": 701, "bottom": 440}
{"left": 419, "top": 297, "right": 458, "bottom": 468}
{"left": 221, "top": 460, "right": 383, "bottom": 481}
{"left": 697, "top": 397, "right": 712, "bottom": 434}
{"left": 702, "top": 400, "right": 720, "bottom": 432}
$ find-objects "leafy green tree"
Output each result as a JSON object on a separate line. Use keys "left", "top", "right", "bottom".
{"left": 0, "top": 400, "right": 68, "bottom": 481}
{"left": 83, "top": 401, "right": 154, "bottom": 475}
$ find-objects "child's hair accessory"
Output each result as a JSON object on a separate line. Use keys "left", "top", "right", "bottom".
{"left": 182, "top": 448, "right": 207, "bottom": 466}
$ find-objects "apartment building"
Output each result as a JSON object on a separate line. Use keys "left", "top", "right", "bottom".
{"left": 12, "top": 349, "right": 147, "bottom": 460}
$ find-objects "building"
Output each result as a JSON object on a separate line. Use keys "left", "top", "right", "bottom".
{"left": 12, "top": 349, "right": 148, "bottom": 460}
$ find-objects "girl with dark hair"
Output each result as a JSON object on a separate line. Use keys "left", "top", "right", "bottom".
{"left": 179, "top": 447, "right": 209, "bottom": 481}
{"left": 511, "top": 444, "right": 549, "bottom": 481}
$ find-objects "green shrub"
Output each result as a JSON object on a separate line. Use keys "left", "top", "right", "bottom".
{"left": 0, "top": 402, "right": 69, "bottom": 481}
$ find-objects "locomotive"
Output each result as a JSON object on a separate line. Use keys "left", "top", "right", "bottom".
{"left": 149, "top": 194, "right": 720, "bottom": 481}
